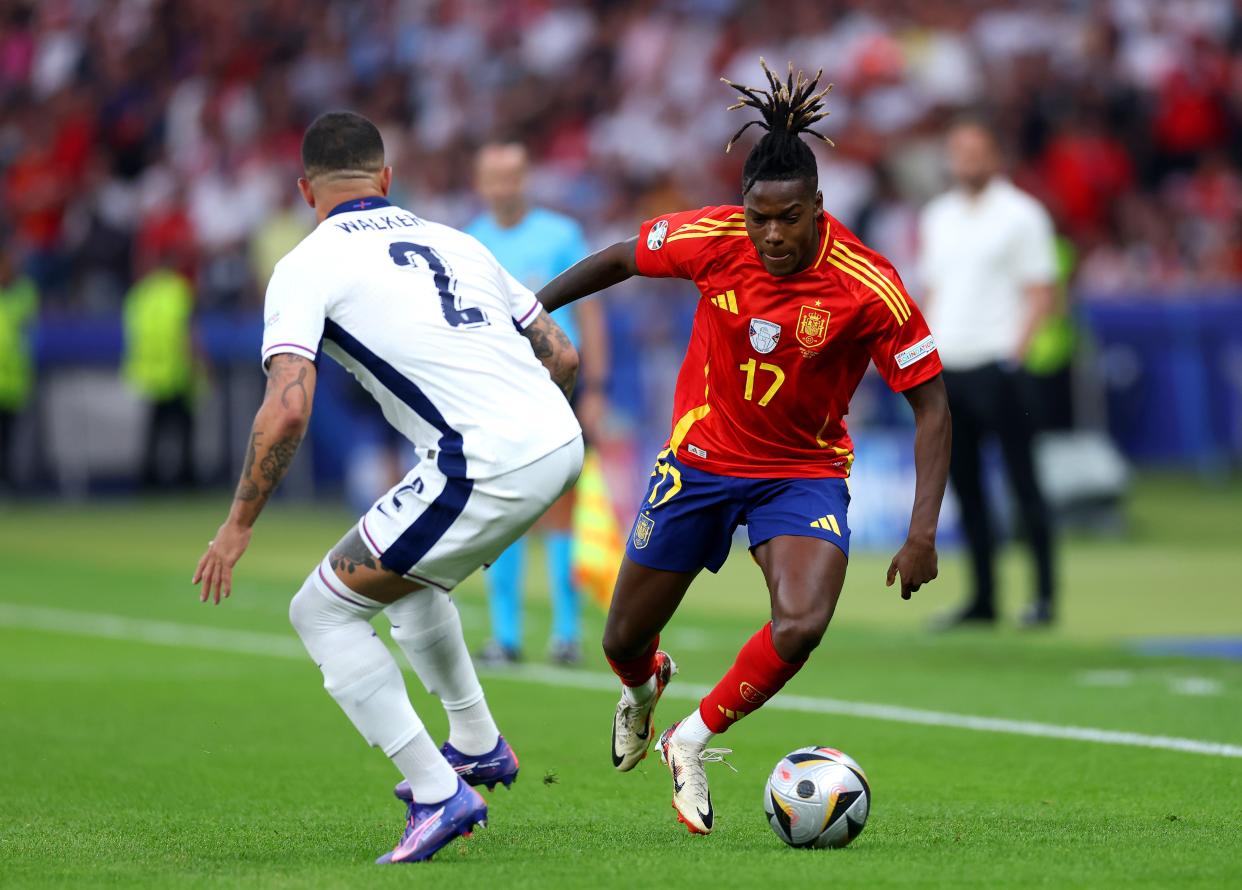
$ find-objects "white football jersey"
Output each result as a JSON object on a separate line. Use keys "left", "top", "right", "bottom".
{"left": 261, "top": 198, "right": 581, "bottom": 480}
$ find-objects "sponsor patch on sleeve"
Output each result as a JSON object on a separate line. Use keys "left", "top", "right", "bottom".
{"left": 647, "top": 219, "right": 669, "bottom": 250}
{"left": 894, "top": 335, "right": 937, "bottom": 369}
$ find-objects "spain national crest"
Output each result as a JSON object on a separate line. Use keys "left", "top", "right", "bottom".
{"left": 796, "top": 305, "right": 831, "bottom": 348}
{"left": 748, "top": 318, "right": 781, "bottom": 354}
{"left": 633, "top": 512, "right": 655, "bottom": 549}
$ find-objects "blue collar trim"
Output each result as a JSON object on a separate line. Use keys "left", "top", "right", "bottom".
{"left": 327, "top": 196, "right": 391, "bottom": 218}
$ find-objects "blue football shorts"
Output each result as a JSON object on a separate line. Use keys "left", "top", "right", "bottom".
{"left": 624, "top": 450, "right": 851, "bottom": 574}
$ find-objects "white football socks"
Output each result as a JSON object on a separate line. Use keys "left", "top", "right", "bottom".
{"left": 386, "top": 590, "right": 501, "bottom": 756}
{"left": 289, "top": 561, "right": 456, "bottom": 801}
{"left": 672, "top": 707, "right": 715, "bottom": 751}
{"left": 620, "top": 673, "right": 658, "bottom": 706}
{"left": 390, "top": 729, "right": 460, "bottom": 803}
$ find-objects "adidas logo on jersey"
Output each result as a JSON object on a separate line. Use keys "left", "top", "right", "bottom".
{"left": 710, "top": 290, "right": 738, "bottom": 314}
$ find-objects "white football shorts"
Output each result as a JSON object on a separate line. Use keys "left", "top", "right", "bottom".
{"left": 357, "top": 435, "right": 584, "bottom": 590}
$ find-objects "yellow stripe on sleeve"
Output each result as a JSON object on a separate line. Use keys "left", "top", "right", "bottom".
{"left": 671, "top": 214, "right": 747, "bottom": 235}
{"left": 832, "top": 242, "right": 911, "bottom": 319}
{"left": 665, "top": 230, "right": 749, "bottom": 244}
{"left": 826, "top": 251, "right": 908, "bottom": 324}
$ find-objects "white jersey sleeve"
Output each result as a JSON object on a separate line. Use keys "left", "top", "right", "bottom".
{"left": 504, "top": 266, "right": 544, "bottom": 330}
{"left": 261, "top": 251, "right": 331, "bottom": 370}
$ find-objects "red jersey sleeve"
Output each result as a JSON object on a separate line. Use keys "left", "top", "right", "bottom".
{"left": 840, "top": 240, "right": 942, "bottom": 392}
{"left": 635, "top": 205, "right": 743, "bottom": 280}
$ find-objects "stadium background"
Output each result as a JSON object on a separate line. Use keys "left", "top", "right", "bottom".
{"left": 3, "top": 0, "right": 1241, "bottom": 504}
{"left": 2, "top": 1, "right": 1241, "bottom": 886}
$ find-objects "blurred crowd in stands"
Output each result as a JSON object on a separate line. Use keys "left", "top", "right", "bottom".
{"left": 1, "top": 0, "right": 1240, "bottom": 316}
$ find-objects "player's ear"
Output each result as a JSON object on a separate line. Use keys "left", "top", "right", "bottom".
{"left": 379, "top": 166, "right": 393, "bottom": 196}
{"left": 297, "top": 177, "right": 315, "bottom": 209}
{"left": 814, "top": 190, "right": 824, "bottom": 216}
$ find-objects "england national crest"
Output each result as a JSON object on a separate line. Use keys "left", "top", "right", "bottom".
{"left": 748, "top": 318, "right": 781, "bottom": 354}
{"left": 796, "top": 305, "right": 831, "bottom": 349}
{"left": 633, "top": 512, "right": 656, "bottom": 549}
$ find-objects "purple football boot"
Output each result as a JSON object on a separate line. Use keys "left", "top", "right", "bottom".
{"left": 394, "top": 735, "right": 520, "bottom": 801}
{"left": 376, "top": 777, "right": 487, "bottom": 865}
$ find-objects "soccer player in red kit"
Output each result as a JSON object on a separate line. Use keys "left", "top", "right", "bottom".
{"left": 538, "top": 61, "right": 951, "bottom": 835}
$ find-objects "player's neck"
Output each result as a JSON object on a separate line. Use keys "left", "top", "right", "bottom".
{"left": 960, "top": 174, "right": 996, "bottom": 199}
{"left": 313, "top": 185, "right": 388, "bottom": 223}
{"left": 491, "top": 202, "right": 529, "bottom": 229}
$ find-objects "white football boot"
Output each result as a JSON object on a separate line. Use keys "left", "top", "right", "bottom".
{"left": 658, "top": 722, "right": 734, "bottom": 835}
{"left": 610, "top": 650, "right": 677, "bottom": 771}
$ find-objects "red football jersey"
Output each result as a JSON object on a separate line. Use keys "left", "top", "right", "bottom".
{"left": 635, "top": 205, "right": 941, "bottom": 479}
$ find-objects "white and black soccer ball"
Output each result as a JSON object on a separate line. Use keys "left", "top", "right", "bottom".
{"left": 764, "top": 746, "right": 871, "bottom": 849}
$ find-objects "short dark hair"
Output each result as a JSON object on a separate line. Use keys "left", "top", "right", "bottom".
{"left": 722, "top": 60, "right": 834, "bottom": 195}
{"left": 301, "top": 111, "right": 385, "bottom": 181}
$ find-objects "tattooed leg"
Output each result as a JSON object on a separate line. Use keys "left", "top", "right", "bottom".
{"left": 325, "top": 527, "right": 421, "bottom": 603}
{"left": 329, "top": 528, "right": 380, "bottom": 575}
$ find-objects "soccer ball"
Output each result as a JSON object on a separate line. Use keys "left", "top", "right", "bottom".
{"left": 763, "top": 746, "right": 871, "bottom": 849}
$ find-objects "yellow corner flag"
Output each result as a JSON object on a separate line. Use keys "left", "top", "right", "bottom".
{"left": 572, "top": 449, "right": 624, "bottom": 610}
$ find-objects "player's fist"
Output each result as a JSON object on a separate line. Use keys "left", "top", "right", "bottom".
{"left": 886, "top": 536, "right": 938, "bottom": 600}
{"left": 193, "top": 520, "right": 253, "bottom": 605}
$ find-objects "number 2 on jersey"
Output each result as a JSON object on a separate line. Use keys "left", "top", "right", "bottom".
{"left": 388, "top": 242, "right": 489, "bottom": 328}
{"left": 738, "top": 358, "right": 784, "bottom": 406}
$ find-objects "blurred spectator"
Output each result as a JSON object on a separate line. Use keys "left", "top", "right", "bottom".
{"left": 0, "top": 0, "right": 1235, "bottom": 316}
{"left": 0, "top": 247, "right": 38, "bottom": 491}
{"left": 250, "top": 187, "right": 314, "bottom": 290}
{"left": 918, "top": 119, "right": 1058, "bottom": 628}
{"left": 467, "top": 142, "right": 606, "bottom": 668}
{"left": 122, "top": 252, "right": 197, "bottom": 489}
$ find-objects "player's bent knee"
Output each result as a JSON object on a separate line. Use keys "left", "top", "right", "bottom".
{"left": 601, "top": 620, "right": 650, "bottom": 663}
{"left": 288, "top": 574, "right": 321, "bottom": 637}
{"left": 387, "top": 590, "right": 458, "bottom": 652}
{"left": 770, "top": 612, "right": 828, "bottom": 663}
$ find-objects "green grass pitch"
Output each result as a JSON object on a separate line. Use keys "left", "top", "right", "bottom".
{"left": 2, "top": 474, "right": 1241, "bottom": 888}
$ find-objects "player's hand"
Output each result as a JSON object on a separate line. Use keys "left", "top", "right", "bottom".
{"left": 193, "top": 520, "right": 253, "bottom": 605}
{"left": 886, "top": 536, "right": 938, "bottom": 601}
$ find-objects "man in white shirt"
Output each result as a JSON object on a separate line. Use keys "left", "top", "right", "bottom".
{"left": 191, "top": 112, "right": 583, "bottom": 864}
{"left": 918, "top": 119, "right": 1057, "bottom": 628}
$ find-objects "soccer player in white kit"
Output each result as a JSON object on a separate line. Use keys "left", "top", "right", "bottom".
{"left": 192, "top": 112, "right": 583, "bottom": 864}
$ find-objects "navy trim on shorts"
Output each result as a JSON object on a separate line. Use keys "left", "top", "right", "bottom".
{"left": 322, "top": 319, "right": 468, "bottom": 478}
{"left": 379, "top": 476, "right": 475, "bottom": 576}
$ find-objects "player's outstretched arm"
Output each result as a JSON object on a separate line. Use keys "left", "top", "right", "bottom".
{"left": 522, "top": 311, "right": 580, "bottom": 400}
{"left": 193, "top": 354, "right": 318, "bottom": 604}
{"left": 886, "top": 374, "right": 952, "bottom": 600}
{"left": 537, "top": 237, "right": 639, "bottom": 312}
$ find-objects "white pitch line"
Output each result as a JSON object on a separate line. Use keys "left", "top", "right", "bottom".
{"left": 3, "top": 602, "right": 1241, "bottom": 760}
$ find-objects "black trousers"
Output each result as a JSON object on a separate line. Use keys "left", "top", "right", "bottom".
{"left": 0, "top": 409, "right": 15, "bottom": 490}
{"left": 142, "top": 395, "right": 195, "bottom": 488}
{"left": 942, "top": 364, "right": 1055, "bottom": 613}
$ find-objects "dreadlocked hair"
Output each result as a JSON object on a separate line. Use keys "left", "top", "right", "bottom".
{"left": 722, "top": 59, "right": 834, "bottom": 195}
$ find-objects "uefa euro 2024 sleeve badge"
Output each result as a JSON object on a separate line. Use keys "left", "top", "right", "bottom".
{"left": 647, "top": 219, "right": 668, "bottom": 251}
{"left": 633, "top": 512, "right": 655, "bottom": 549}
{"left": 748, "top": 318, "right": 781, "bottom": 354}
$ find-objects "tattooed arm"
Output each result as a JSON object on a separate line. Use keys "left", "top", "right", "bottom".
{"left": 194, "top": 354, "right": 317, "bottom": 604}
{"left": 522, "top": 311, "right": 580, "bottom": 400}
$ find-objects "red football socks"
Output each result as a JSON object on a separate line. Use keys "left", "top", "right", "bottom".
{"left": 606, "top": 636, "right": 659, "bottom": 687}
{"left": 699, "top": 623, "right": 805, "bottom": 733}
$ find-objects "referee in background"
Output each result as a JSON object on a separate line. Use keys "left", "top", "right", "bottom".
{"left": 918, "top": 119, "right": 1057, "bottom": 628}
